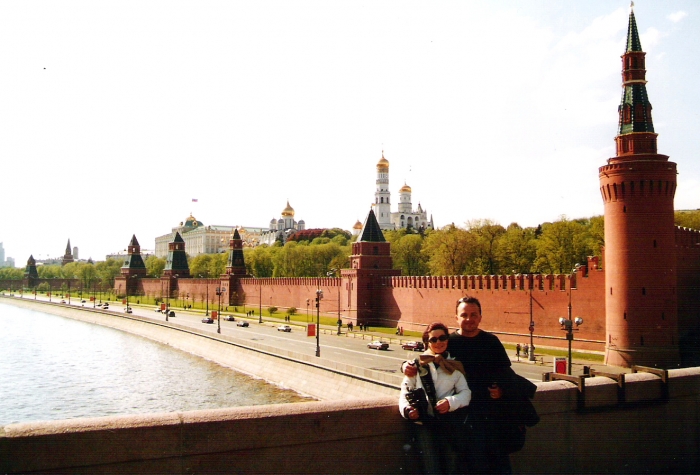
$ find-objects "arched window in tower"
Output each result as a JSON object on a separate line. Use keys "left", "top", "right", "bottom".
{"left": 634, "top": 104, "right": 644, "bottom": 122}
{"left": 380, "top": 197, "right": 384, "bottom": 203}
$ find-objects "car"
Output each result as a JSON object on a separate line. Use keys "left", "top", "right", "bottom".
{"left": 103, "top": 303, "right": 109, "bottom": 308}
{"left": 236, "top": 321, "right": 249, "bottom": 327}
{"left": 81, "top": 300, "right": 86, "bottom": 304}
{"left": 201, "top": 317, "right": 214, "bottom": 324}
{"left": 277, "top": 325, "right": 292, "bottom": 332}
{"left": 168, "top": 311, "right": 175, "bottom": 318}
{"left": 224, "top": 315, "right": 236, "bottom": 321}
{"left": 367, "top": 340, "right": 389, "bottom": 350}
{"left": 60, "top": 300, "right": 66, "bottom": 304}
{"left": 401, "top": 341, "right": 425, "bottom": 352}
{"left": 124, "top": 307, "right": 133, "bottom": 314}
{"left": 154, "top": 308, "right": 162, "bottom": 313}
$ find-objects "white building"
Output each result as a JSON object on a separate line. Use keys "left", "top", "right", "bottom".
{"left": 259, "top": 201, "right": 306, "bottom": 245}
{"left": 373, "top": 153, "right": 434, "bottom": 231}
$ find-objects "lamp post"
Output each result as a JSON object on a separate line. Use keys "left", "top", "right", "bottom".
{"left": 205, "top": 278, "right": 210, "bottom": 316}
{"left": 306, "top": 299, "right": 310, "bottom": 323}
{"left": 558, "top": 292, "right": 583, "bottom": 375}
{"left": 327, "top": 269, "right": 341, "bottom": 335}
{"left": 529, "top": 291, "right": 536, "bottom": 362}
{"left": 258, "top": 281, "right": 262, "bottom": 324}
{"left": 216, "top": 286, "right": 224, "bottom": 334}
{"left": 315, "top": 289, "right": 323, "bottom": 357}
{"left": 68, "top": 280, "right": 71, "bottom": 305}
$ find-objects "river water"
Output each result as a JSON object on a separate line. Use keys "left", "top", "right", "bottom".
{"left": 0, "top": 302, "right": 313, "bottom": 426}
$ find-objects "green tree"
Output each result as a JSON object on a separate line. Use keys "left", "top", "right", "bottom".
{"left": 496, "top": 223, "right": 537, "bottom": 274}
{"left": 675, "top": 210, "right": 700, "bottom": 230}
{"left": 391, "top": 233, "right": 428, "bottom": 276}
{"left": 37, "top": 264, "right": 63, "bottom": 279}
{"left": 244, "top": 245, "right": 276, "bottom": 277}
{"left": 421, "top": 224, "right": 477, "bottom": 275}
{"left": 466, "top": 219, "right": 506, "bottom": 275}
{"left": 533, "top": 216, "right": 591, "bottom": 274}
{"left": 145, "top": 256, "right": 166, "bottom": 278}
{"left": 95, "top": 258, "right": 122, "bottom": 290}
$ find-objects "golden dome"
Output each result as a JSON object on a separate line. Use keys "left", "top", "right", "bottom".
{"left": 281, "top": 200, "right": 295, "bottom": 217}
{"left": 353, "top": 219, "right": 363, "bottom": 230}
{"left": 399, "top": 183, "right": 412, "bottom": 193}
{"left": 376, "top": 152, "right": 389, "bottom": 170}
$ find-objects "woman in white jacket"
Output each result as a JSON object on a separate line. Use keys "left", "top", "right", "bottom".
{"left": 399, "top": 322, "right": 471, "bottom": 475}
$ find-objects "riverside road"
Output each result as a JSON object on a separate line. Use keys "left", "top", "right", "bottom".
{"left": 4, "top": 294, "right": 609, "bottom": 383}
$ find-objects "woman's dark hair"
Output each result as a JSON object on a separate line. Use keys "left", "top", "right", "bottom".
{"left": 422, "top": 322, "right": 450, "bottom": 345}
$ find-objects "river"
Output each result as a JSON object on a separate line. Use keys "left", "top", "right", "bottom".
{"left": 0, "top": 302, "right": 313, "bottom": 426}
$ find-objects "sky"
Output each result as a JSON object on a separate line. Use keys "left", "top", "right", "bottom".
{"left": 1, "top": 0, "right": 698, "bottom": 265}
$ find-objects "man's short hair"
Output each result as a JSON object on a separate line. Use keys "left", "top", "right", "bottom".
{"left": 456, "top": 296, "right": 481, "bottom": 314}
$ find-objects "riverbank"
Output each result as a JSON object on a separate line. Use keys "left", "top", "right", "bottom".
{"left": 0, "top": 296, "right": 400, "bottom": 400}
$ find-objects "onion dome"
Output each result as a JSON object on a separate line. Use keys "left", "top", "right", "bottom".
{"left": 281, "top": 200, "right": 295, "bottom": 217}
{"left": 353, "top": 219, "right": 363, "bottom": 230}
{"left": 184, "top": 213, "right": 202, "bottom": 228}
{"left": 376, "top": 152, "right": 389, "bottom": 170}
{"left": 399, "top": 183, "right": 412, "bottom": 193}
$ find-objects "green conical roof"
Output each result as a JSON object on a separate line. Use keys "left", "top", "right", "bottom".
{"left": 359, "top": 209, "right": 385, "bottom": 242}
{"left": 626, "top": 10, "right": 642, "bottom": 53}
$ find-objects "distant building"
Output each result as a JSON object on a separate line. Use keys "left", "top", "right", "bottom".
{"left": 0, "top": 242, "right": 5, "bottom": 267}
{"left": 61, "top": 239, "right": 74, "bottom": 266}
{"left": 155, "top": 214, "right": 266, "bottom": 258}
{"left": 259, "top": 201, "right": 306, "bottom": 245}
{"left": 372, "top": 152, "right": 434, "bottom": 232}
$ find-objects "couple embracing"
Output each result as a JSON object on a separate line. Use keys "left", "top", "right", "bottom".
{"left": 399, "top": 296, "right": 538, "bottom": 475}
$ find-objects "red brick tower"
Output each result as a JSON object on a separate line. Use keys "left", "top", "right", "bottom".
{"left": 599, "top": 6, "right": 679, "bottom": 368}
{"left": 342, "top": 209, "right": 400, "bottom": 326}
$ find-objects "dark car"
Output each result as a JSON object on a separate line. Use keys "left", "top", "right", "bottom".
{"left": 401, "top": 341, "right": 425, "bottom": 351}
{"left": 168, "top": 311, "right": 175, "bottom": 318}
{"left": 224, "top": 315, "right": 236, "bottom": 321}
{"left": 201, "top": 317, "right": 214, "bottom": 324}
{"left": 236, "top": 321, "right": 249, "bottom": 327}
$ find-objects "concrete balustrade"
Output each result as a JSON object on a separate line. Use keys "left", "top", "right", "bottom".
{"left": 2, "top": 368, "right": 700, "bottom": 474}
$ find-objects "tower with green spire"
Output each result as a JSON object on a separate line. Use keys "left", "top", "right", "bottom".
{"left": 599, "top": 5, "right": 679, "bottom": 368}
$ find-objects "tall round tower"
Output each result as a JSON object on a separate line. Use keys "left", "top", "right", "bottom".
{"left": 599, "top": 6, "right": 679, "bottom": 368}
{"left": 374, "top": 152, "right": 392, "bottom": 229}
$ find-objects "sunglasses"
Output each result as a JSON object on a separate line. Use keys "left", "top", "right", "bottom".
{"left": 428, "top": 334, "right": 449, "bottom": 344}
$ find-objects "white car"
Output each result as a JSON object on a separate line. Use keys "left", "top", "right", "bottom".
{"left": 277, "top": 325, "right": 292, "bottom": 332}
{"left": 124, "top": 307, "right": 133, "bottom": 314}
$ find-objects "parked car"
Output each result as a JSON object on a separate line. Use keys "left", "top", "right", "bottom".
{"left": 277, "top": 325, "right": 292, "bottom": 332}
{"left": 236, "top": 321, "right": 249, "bottom": 327}
{"left": 367, "top": 340, "right": 389, "bottom": 350}
{"left": 201, "top": 317, "right": 214, "bottom": 324}
{"left": 401, "top": 341, "right": 425, "bottom": 351}
{"left": 224, "top": 315, "right": 236, "bottom": 321}
{"left": 124, "top": 307, "right": 133, "bottom": 314}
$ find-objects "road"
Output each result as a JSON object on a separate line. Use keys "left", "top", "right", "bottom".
{"left": 8, "top": 293, "right": 584, "bottom": 383}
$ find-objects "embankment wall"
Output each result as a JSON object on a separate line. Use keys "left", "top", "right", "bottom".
{"left": 2, "top": 368, "right": 699, "bottom": 474}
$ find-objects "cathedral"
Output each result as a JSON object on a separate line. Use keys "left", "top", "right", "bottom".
{"left": 373, "top": 152, "right": 434, "bottom": 232}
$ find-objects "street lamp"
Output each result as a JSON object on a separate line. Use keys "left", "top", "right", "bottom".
{"left": 327, "top": 269, "right": 341, "bottom": 335}
{"left": 315, "top": 289, "right": 323, "bottom": 357}
{"left": 216, "top": 286, "right": 224, "bottom": 334}
{"left": 558, "top": 301, "right": 583, "bottom": 375}
{"left": 258, "top": 281, "right": 262, "bottom": 324}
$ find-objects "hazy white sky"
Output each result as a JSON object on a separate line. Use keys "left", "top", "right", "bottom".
{"left": 1, "top": 0, "right": 698, "bottom": 264}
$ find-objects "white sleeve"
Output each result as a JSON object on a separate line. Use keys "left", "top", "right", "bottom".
{"left": 399, "top": 375, "right": 419, "bottom": 418}
{"left": 445, "top": 372, "right": 471, "bottom": 412}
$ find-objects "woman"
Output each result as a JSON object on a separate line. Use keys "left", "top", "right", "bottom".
{"left": 399, "top": 322, "right": 471, "bottom": 475}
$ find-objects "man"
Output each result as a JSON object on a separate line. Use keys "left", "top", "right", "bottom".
{"left": 403, "top": 296, "right": 513, "bottom": 474}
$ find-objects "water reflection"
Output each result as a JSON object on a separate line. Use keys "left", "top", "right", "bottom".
{"left": 0, "top": 302, "right": 313, "bottom": 425}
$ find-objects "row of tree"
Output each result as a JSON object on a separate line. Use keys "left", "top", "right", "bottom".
{"left": 3, "top": 211, "right": 698, "bottom": 283}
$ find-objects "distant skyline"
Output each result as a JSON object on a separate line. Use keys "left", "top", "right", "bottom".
{"left": 1, "top": 1, "right": 699, "bottom": 265}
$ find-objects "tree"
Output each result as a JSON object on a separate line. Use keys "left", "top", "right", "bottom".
{"left": 496, "top": 223, "right": 537, "bottom": 274}
{"left": 145, "top": 256, "right": 166, "bottom": 278}
{"left": 421, "top": 224, "right": 477, "bottom": 276}
{"left": 95, "top": 259, "right": 122, "bottom": 290}
{"left": 245, "top": 245, "right": 276, "bottom": 277}
{"left": 391, "top": 233, "right": 428, "bottom": 276}
{"left": 675, "top": 210, "right": 700, "bottom": 230}
{"left": 533, "top": 216, "right": 591, "bottom": 274}
{"left": 268, "top": 306, "right": 278, "bottom": 316}
{"left": 466, "top": 219, "right": 506, "bottom": 275}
